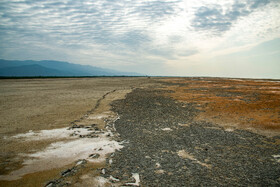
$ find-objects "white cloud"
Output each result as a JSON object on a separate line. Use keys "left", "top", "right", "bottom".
{"left": 0, "top": 0, "right": 279, "bottom": 77}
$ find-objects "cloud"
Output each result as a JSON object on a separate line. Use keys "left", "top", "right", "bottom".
{"left": 191, "top": 0, "right": 274, "bottom": 35}
{"left": 0, "top": 0, "right": 183, "bottom": 59}
{"left": 192, "top": 5, "right": 233, "bottom": 33}
{"left": 134, "top": 0, "right": 180, "bottom": 20}
{"left": 0, "top": 0, "right": 279, "bottom": 78}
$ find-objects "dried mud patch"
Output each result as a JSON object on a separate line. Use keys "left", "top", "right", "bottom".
{"left": 0, "top": 88, "right": 133, "bottom": 186}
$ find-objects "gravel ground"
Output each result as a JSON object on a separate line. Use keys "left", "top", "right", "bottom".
{"left": 103, "top": 88, "right": 280, "bottom": 186}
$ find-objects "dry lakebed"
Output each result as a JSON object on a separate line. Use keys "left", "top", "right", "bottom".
{"left": 0, "top": 77, "right": 279, "bottom": 186}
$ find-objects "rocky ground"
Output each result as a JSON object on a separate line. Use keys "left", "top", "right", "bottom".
{"left": 100, "top": 87, "right": 280, "bottom": 186}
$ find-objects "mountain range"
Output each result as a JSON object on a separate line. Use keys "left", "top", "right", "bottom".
{"left": 0, "top": 59, "right": 143, "bottom": 77}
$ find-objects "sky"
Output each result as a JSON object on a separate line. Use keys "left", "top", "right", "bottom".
{"left": 0, "top": 0, "right": 280, "bottom": 78}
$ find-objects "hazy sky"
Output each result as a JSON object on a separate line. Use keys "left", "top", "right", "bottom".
{"left": 0, "top": 0, "right": 280, "bottom": 78}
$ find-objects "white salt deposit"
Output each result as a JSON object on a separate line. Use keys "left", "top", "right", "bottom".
{"left": 109, "top": 175, "right": 120, "bottom": 182}
{"left": 162, "top": 128, "right": 172, "bottom": 131}
{"left": 273, "top": 154, "right": 280, "bottom": 163}
{"left": 11, "top": 127, "right": 92, "bottom": 141}
{"left": 224, "top": 128, "right": 235, "bottom": 132}
{"left": 1, "top": 124, "right": 124, "bottom": 181}
{"left": 93, "top": 176, "right": 110, "bottom": 186}
{"left": 126, "top": 173, "right": 140, "bottom": 186}
{"left": 155, "top": 162, "right": 161, "bottom": 168}
{"left": 87, "top": 114, "right": 109, "bottom": 120}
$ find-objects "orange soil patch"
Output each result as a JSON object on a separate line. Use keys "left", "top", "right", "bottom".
{"left": 162, "top": 78, "right": 280, "bottom": 136}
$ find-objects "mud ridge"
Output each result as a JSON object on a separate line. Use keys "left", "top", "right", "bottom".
{"left": 72, "top": 89, "right": 117, "bottom": 123}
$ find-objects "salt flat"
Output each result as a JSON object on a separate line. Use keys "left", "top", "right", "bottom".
{"left": 0, "top": 77, "right": 279, "bottom": 186}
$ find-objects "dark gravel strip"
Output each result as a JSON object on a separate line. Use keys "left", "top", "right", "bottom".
{"left": 104, "top": 88, "right": 280, "bottom": 186}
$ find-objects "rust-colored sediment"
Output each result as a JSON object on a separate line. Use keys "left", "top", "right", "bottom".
{"left": 162, "top": 78, "right": 280, "bottom": 136}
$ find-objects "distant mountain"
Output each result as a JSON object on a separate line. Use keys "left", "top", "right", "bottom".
{"left": 0, "top": 64, "right": 73, "bottom": 77}
{"left": 0, "top": 59, "right": 143, "bottom": 77}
